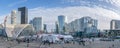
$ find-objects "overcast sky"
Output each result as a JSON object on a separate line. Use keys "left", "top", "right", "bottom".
{"left": 0, "top": 0, "right": 120, "bottom": 31}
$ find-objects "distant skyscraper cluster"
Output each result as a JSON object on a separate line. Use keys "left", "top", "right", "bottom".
{"left": 2, "top": 6, "right": 120, "bottom": 38}
{"left": 4, "top": 6, "right": 100, "bottom": 35}
{"left": 6, "top": 7, "right": 28, "bottom": 24}
{"left": 0, "top": 7, "right": 36, "bottom": 38}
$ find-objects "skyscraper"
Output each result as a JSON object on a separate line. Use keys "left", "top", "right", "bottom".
{"left": 31, "top": 17, "right": 43, "bottom": 32}
{"left": 55, "top": 21, "right": 59, "bottom": 34}
{"left": 16, "top": 11, "right": 21, "bottom": 24}
{"left": 66, "top": 16, "right": 98, "bottom": 33}
{"left": 58, "top": 15, "right": 66, "bottom": 34}
{"left": 18, "top": 7, "right": 28, "bottom": 24}
{"left": 80, "top": 17, "right": 98, "bottom": 33}
{"left": 43, "top": 24, "right": 47, "bottom": 33}
{"left": 11, "top": 10, "right": 17, "bottom": 24}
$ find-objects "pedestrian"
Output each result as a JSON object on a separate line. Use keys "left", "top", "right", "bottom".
{"left": 112, "top": 44, "right": 114, "bottom": 47}
{"left": 82, "top": 40, "right": 85, "bottom": 46}
{"left": 78, "top": 40, "right": 81, "bottom": 45}
{"left": 60, "top": 38, "right": 65, "bottom": 48}
{"left": 16, "top": 39, "right": 20, "bottom": 44}
{"left": 109, "top": 47, "right": 111, "bottom": 48}
{"left": 73, "top": 40, "right": 75, "bottom": 44}
{"left": 46, "top": 39, "right": 50, "bottom": 46}
{"left": 81, "top": 39, "right": 85, "bottom": 46}
{"left": 89, "top": 39, "right": 92, "bottom": 44}
{"left": 78, "top": 39, "right": 81, "bottom": 45}
{"left": 27, "top": 38, "right": 30, "bottom": 47}
{"left": 92, "top": 38, "right": 94, "bottom": 42}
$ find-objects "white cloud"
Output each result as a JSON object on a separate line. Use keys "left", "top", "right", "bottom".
{"left": 61, "top": 0, "right": 120, "bottom": 10}
{"left": 62, "top": 0, "right": 120, "bottom": 7}
{"left": 28, "top": 6, "right": 120, "bottom": 31}
{"left": 106, "top": 0, "right": 120, "bottom": 7}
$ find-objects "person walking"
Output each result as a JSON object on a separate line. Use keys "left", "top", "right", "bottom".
{"left": 82, "top": 40, "right": 85, "bottom": 46}
{"left": 16, "top": 39, "right": 20, "bottom": 44}
{"left": 26, "top": 38, "right": 30, "bottom": 47}
{"left": 60, "top": 38, "right": 65, "bottom": 48}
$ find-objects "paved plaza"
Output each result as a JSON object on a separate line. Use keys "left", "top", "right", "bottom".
{"left": 0, "top": 37, "right": 119, "bottom": 48}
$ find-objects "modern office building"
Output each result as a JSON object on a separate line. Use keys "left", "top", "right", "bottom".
{"left": 66, "top": 16, "right": 98, "bottom": 37}
{"left": 6, "top": 10, "right": 21, "bottom": 24}
{"left": 58, "top": 15, "right": 66, "bottom": 34}
{"left": 16, "top": 11, "right": 21, "bottom": 24}
{"left": 110, "top": 20, "right": 120, "bottom": 30}
{"left": 11, "top": 10, "right": 17, "bottom": 24}
{"left": 66, "top": 16, "right": 98, "bottom": 33}
{"left": 107, "top": 20, "right": 120, "bottom": 37}
{"left": 55, "top": 21, "right": 59, "bottom": 34}
{"left": 31, "top": 17, "right": 43, "bottom": 32}
{"left": 81, "top": 17, "right": 98, "bottom": 33}
{"left": 18, "top": 7, "right": 28, "bottom": 24}
{"left": 43, "top": 24, "right": 47, "bottom": 33}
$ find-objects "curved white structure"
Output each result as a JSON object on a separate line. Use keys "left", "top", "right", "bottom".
{"left": 3, "top": 24, "right": 35, "bottom": 38}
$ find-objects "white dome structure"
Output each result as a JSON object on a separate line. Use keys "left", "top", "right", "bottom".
{"left": 3, "top": 24, "right": 35, "bottom": 38}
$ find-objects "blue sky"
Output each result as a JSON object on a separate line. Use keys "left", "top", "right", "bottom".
{"left": 1, "top": 0, "right": 120, "bottom": 31}
{"left": 2, "top": 0, "right": 65, "bottom": 15}
{"left": 0, "top": 0, "right": 120, "bottom": 15}
{"left": 0, "top": 0, "right": 70, "bottom": 14}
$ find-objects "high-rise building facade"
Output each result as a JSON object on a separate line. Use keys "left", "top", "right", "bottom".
{"left": 43, "top": 24, "right": 47, "bottom": 33}
{"left": 58, "top": 15, "right": 66, "bottom": 34}
{"left": 55, "top": 21, "right": 59, "bottom": 34}
{"left": 11, "top": 10, "right": 17, "bottom": 24}
{"left": 16, "top": 11, "right": 21, "bottom": 24}
{"left": 31, "top": 17, "right": 43, "bottom": 32}
{"left": 18, "top": 7, "right": 28, "bottom": 24}
{"left": 6, "top": 10, "right": 21, "bottom": 24}
{"left": 110, "top": 20, "right": 120, "bottom": 30}
{"left": 66, "top": 16, "right": 98, "bottom": 33}
{"left": 81, "top": 17, "right": 98, "bottom": 33}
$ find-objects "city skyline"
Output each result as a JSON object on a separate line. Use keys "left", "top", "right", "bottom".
{"left": 1, "top": 0, "right": 120, "bottom": 31}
